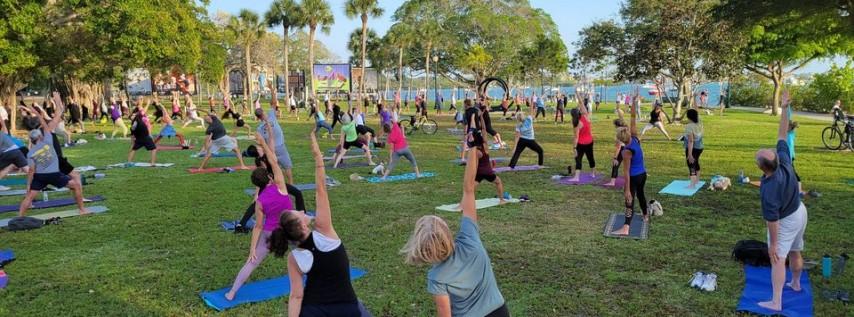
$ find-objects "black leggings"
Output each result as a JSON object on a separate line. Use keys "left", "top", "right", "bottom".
{"left": 555, "top": 107, "right": 564, "bottom": 122}
{"left": 509, "top": 138, "right": 544, "bottom": 168}
{"left": 485, "top": 303, "right": 510, "bottom": 317}
{"left": 483, "top": 113, "right": 497, "bottom": 136}
{"left": 330, "top": 111, "right": 341, "bottom": 129}
{"left": 685, "top": 148, "right": 703, "bottom": 176}
{"left": 240, "top": 184, "right": 306, "bottom": 227}
{"left": 610, "top": 153, "right": 623, "bottom": 178}
{"left": 624, "top": 172, "right": 648, "bottom": 225}
{"left": 535, "top": 107, "right": 546, "bottom": 118}
{"left": 221, "top": 109, "right": 238, "bottom": 120}
{"left": 575, "top": 142, "right": 595, "bottom": 170}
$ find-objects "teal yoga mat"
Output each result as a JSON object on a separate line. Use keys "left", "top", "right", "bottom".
{"left": 658, "top": 180, "right": 706, "bottom": 196}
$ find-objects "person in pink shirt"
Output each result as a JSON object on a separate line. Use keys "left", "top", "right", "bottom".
{"left": 381, "top": 119, "right": 420, "bottom": 180}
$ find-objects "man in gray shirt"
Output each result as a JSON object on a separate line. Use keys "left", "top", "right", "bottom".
{"left": 255, "top": 108, "right": 293, "bottom": 184}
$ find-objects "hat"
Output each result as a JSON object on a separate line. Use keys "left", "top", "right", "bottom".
{"left": 28, "top": 129, "right": 42, "bottom": 143}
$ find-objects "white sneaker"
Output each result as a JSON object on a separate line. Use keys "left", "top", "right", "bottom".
{"left": 700, "top": 273, "right": 717, "bottom": 292}
{"left": 689, "top": 272, "right": 705, "bottom": 288}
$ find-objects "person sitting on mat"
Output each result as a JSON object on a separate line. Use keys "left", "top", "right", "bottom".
{"left": 683, "top": 109, "right": 704, "bottom": 188}
{"left": 255, "top": 108, "right": 294, "bottom": 184}
{"left": 402, "top": 148, "right": 509, "bottom": 317}
{"left": 19, "top": 93, "right": 88, "bottom": 217}
{"left": 197, "top": 114, "right": 248, "bottom": 171}
{"left": 612, "top": 90, "right": 650, "bottom": 236}
{"left": 755, "top": 91, "right": 808, "bottom": 312}
{"left": 603, "top": 119, "right": 628, "bottom": 187}
{"left": 567, "top": 91, "right": 596, "bottom": 182}
{"left": 223, "top": 133, "right": 297, "bottom": 301}
{"left": 152, "top": 103, "right": 189, "bottom": 149}
{"left": 508, "top": 103, "right": 544, "bottom": 169}
{"left": 332, "top": 113, "right": 376, "bottom": 168}
{"left": 270, "top": 129, "right": 372, "bottom": 316}
{"left": 381, "top": 119, "right": 420, "bottom": 180}
{"left": 127, "top": 100, "right": 158, "bottom": 165}
{"left": 640, "top": 102, "right": 672, "bottom": 140}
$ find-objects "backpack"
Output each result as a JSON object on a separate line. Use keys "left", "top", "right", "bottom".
{"left": 7, "top": 217, "right": 44, "bottom": 231}
{"left": 732, "top": 239, "right": 771, "bottom": 267}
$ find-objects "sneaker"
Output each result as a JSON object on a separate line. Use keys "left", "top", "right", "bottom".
{"left": 689, "top": 272, "right": 705, "bottom": 288}
{"left": 700, "top": 273, "right": 717, "bottom": 291}
{"left": 233, "top": 224, "right": 249, "bottom": 234}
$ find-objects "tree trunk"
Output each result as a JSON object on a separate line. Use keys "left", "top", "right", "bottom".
{"left": 673, "top": 79, "right": 690, "bottom": 120}
{"left": 308, "top": 25, "right": 317, "bottom": 100}
{"left": 245, "top": 46, "right": 252, "bottom": 101}
{"left": 283, "top": 24, "right": 290, "bottom": 102}
{"left": 359, "top": 14, "right": 368, "bottom": 102}
{"left": 771, "top": 69, "right": 783, "bottom": 116}
{"left": 424, "top": 42, "right": 432, "bottom": 99}
{"left": 397, "top": 47, "right": 403, "bottom": 101}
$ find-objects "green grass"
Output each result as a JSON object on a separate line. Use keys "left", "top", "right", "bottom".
{"left": 0, "top": 104, "right": 852, "bottom": 316}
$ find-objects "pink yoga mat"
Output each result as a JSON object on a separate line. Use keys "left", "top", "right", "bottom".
{"left": 157, "top": 145, "right": 194, "bottom": 151}
{"left": 555, "top": 173, "right": 603, "bottom": 185}
{"left": 187, "top": 166, "right": 255, "bottom": 174}
{"left": 493, "top": 165, "right": 545, "bottom": 173}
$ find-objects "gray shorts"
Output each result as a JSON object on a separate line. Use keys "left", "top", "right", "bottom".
{"left": 767, "top": 203, "right": 808, "bottom": 257}
{"left": 276, "top": 147, "right": 293, "bottom": 169}
{"left": 387, "top": 147, "right": 417, "bottom": 172}
{"left": 210, "top": 136, "right": 237, "bottom": 153}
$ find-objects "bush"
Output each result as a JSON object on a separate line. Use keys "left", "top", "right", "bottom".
{"left": 729, "top": 75, "right": 772, "bottom": 108}
{"left": 792, "top": 64, "right": 854, "bottom": 113}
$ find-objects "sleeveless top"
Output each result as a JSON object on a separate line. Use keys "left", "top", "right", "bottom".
{"left": 578, "top": 116, "right": 593, "bottom": 145}
{"left": 625, "top": 136, "right": 646, "bottom": 176}
{"left": 477, "top": 148, "right": 493, "bottom": 176}
{"left": 298, "top": 232, "right": 358, "bottom": 305}
{"left": 257, "top": 184, "right": 293, "bottom": 231}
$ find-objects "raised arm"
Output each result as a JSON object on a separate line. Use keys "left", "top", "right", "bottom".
{"left": 309, "top": 129, "right": 336, "bottom": 238}
{"left": 255, "top": 132, "right": 287, "bottom": 190}
{"left": 630, "top": 89, "right": 639, "bottom": 137}
{"left": 778, "top": 91, "right": 790, "bottom": 141}
{"left": 461, "top": 147, "right": 479, "bottom": 222}
{"left": 47, "top": 92, "right": 65, "bottom": 132}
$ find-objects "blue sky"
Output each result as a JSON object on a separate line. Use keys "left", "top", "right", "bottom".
{"left": 206, "top": 0, "right": 840, "bottom": 74}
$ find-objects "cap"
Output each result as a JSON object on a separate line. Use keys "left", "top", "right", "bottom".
{"left": 29, "top": 129, "right": 42, "bottom": 143}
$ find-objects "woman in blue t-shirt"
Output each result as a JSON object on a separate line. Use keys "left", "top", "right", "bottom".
{"left": 612, "top": 92, "right": 650, "bottom": 236}
{"left": 402, "top": 148, "right": 509, "bottom": 317}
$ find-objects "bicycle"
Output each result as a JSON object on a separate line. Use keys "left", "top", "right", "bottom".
{"left": 400, "top": 114, "right": 438, "bottom": 135}
{"left": 821, "top": 115, "right": 854, "bottom": 150}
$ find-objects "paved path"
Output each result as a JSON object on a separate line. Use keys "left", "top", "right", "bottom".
{"left": 729, "top": 106, "right": 833, "bottom": 122}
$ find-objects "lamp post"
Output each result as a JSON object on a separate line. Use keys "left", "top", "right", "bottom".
{"left": 432, "top": 55, "right": 439, "bottom": 113}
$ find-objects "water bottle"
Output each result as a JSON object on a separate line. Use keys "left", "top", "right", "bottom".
{"left": 822, "top": 254, "right": 833, "bottom": 280}
{"left": 503, "top": 192, "right": 511, "bottom": 200}
{"left": 94, "top": 173, "right": 105, "bottom": 179}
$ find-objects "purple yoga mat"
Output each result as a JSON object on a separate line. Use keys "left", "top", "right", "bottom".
{"left": 556, "top": 173, "right": 603, "bottom": 185}
{"left": 493, "top": 165, "right": 545, "bottom": 173}
{"left": 597, "top": 177, "right": 626, "bottom": 189}
{"left": 0, "top": 195, "right": 105, "bottom": 213}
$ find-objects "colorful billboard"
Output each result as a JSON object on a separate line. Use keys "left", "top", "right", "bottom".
{"left": 312, "top": 64, "right": 351, "bottom": 95}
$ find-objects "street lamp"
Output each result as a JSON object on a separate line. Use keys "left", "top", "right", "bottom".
{"left": 432, "top": 55, "right": 439, "bottom": 112}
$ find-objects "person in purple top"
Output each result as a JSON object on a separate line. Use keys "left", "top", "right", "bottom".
{"left": 223, "top": 132, "right": 295, "bottom": 301}
{"left": 109, "top": 97, "right": 128, "bottom": 139}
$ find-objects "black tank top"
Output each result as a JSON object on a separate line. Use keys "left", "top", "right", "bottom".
{"left": 298, "top": 232, "right": 358, "bottom": 305}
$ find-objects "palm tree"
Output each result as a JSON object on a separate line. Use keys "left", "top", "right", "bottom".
{"left": 300, "top": 0, "right": 334, "bottom": 101}
{"left": 344, "top": 0, "right": 384, "bottom": 101}
{"left": 265, "top": 0, "right": 304, "bottom": 102}
{"left": 227, "top": 9, "right": 266, "bottom": 100}
{"left": 385, "top": 23, "right": 414, "bottom": 102}
{"left": 346, "top": 27, "right": 379, "bottom": 67}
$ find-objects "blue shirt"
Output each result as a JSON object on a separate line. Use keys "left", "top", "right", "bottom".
{"left": 536, "top": 98, "right": 545, "bottom": 108}
{"left": 427, "top": 216, "right": 505, "bottom": 317}
{"left": 760, "top": 140, "right": 801, "bottom": 221}
{"left": 625, "top": 136, "right": 646, "bottom": 176}
{"left": 257, "top": 110, "right": 288, "bottom": 155}
{"left": 516, "top": 116, "right": 535, "bottom": 140}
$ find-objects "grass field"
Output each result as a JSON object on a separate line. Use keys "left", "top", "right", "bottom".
{"left": 0, "top": 103, "right": 851, "bottom": 316}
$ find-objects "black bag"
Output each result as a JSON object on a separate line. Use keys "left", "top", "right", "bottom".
{"left": 7, "top": 217, "right": 44, "bottom": 231}
{"left": 732, "top": 239, "right": 771, "bottom": 267}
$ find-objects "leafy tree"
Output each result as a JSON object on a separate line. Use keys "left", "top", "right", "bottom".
{"left": 265, "top": 0, "right": 303, "bottom": 98}
{"left": 520, "top": 34, "right": 569, "bottom": 94}
{"left": 344, "top": 0, "right": 383, "bottom": 100}
{"left": 384, "top": 22, "right": 415, "bottom": 99}
{"left": 0, "top": 0, "right": 44, "bottom": 132}
{"left": 393, "top": 0, "right": 446, "bottom": 92}
{"left": 227, "top": 9, "right": 265, "bottom": 98}
{"left": 346, "top": 28, "right": 380, "bottom": 67}
{"left": 299, "top": 0, "right": 334, "bottom": 100}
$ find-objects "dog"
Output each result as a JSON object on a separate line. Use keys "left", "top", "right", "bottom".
{"left": 708, "top": 175, "right": 731, "bottom": 191}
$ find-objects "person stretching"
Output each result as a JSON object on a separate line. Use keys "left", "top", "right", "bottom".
{"left": 508, "top": 104, "right": 544, "bottom": 169}
{"left": 182, "top": 96, "right": 206, "bottom": 128}
{"left": 472, "top": 133, "right": 506, "bottom": 205}
{"left": 755, "top": 91, "right": 808, "bottom": 312}
{"left": 478, "top": 98, "right": 505, "bottom": 149}
{"left": 170, "top": 94, "right": 183, "bottom": 120}
{"left": 381, "top": 120, "right": 420, "bottom": 180}
{"left": 270, "top": 129, "right": 372, "bottom": 316}
{"left": 233, "top": 145, "right": 307, "bottom": 234}
{"left": 567, "top": 92, "right": 596, "bottom": 182}
{"left": 127, "top": 100, "right": 158, "bottom": 165}
{"left": 555, "top": 93, "right": 565, "bottom": 123}
{"left": 152, "top": 104, "right": 188, "bottom": 149}
{"left": 612, "top": 91, "right": 649, "bottom": 235}
{"left": 0, "top": 119, "right": 29, "bottom": 185}
{"left": 223, "top": 132, "right": 296, "bottom": 301}
{"left": 109, "top": 98, "right": 128, "bottom": 139}
{"left": 641, "top": 102, "right": 672, "bottom": 140}
{"left": 197, "top": 115, "right": 248, "bottom": 170}
{"left": 332, "top": 113, "right": 375, "bottom": 168}
{"left": 255, "top": 108, "right": 294, "bottom": 184}
{"left": 683, "top": 109, "right": 704, "bottom": 188}
{"left": 402, "top": 148, "right": 509, "bottom": 317}
{"left": 310, "top": 105, "right": 334, "bottom": 138}
{"left": 603, "top": 119, "right": 628, "bottom": 187}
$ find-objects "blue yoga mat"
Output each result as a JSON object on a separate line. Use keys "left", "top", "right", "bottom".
{"left": 366, "top": 172, "right": 435, "bottom": 183}
{"left": 658, "top": 180, "right": 706, "bottom": 196}
{"left": 201, "top": 267, "right": 367, "bottom": 311}
{"left": 221, "top": 212, "right": 316, "bottom": 231}
{"left": 0, "top": 249, "right": 14, "bottom": 266}
{"left": 0, "top": 178, "right": 26, "bottom": 186}
{"left": 736, "top": 265, "right": 813, "bottom": 317}
{"left": 0, "top": 195, "right": 105, "bottom": 213}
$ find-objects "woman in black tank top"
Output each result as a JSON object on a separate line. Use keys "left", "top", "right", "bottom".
{"left": 269, "top": 130, "right": 369, "bottom": 317}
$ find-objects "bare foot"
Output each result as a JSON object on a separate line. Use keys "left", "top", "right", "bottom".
{"left": 786, "top": 282, "right": 802, "bottom": 292}
{"left": 78, "top": 208, "right": 91, "bottom": 216}
{"left": 224, "top": 290, "right": 236, "bottom": 301}
{"left": 603, "top": 181, "right": 615, "bottom": 186}
{"left": 611, "top": 226, "right": 630, "bottom": 236}
{"left": 757, "top": 301, "right": 781, "bottom": 311}
{"left": 415, "top": 173, "right": 422, "bottom": 178}
{"left": 238, "top": 165, "right": 250, "bottom": 170}
{"left": 568, "top": 177, "right": 580, "bottom": 182}
{"left": 498, "top": 199, "right": 507, "bottom": 205}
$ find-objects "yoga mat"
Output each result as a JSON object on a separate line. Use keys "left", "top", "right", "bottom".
{"left": 366, "top": 172, "right": 435, "bottom": 183}
{"left": 187, "top": 166, "right": 255, "bottom": 174}
{"left": 0, "top": 195, "right": 105, "bottom": 213}
{"left": 107, "top": 162, "right": 174, "bottom": 168}
{"left": 328, "top": 161, "right": 372, "bottom": 169}
{"left": 658, "top": 180, "right": 706, "bottom": 196}
{"left": 200, "top": 267, "right": 367, "bottom": 311}
{"left": 0, "top": 205, "right": 109, "bottom": 228}
{"left": 0, "top": 178, "right": 26, "bottom": 186}
{"left": 234, "top": 135, "right": 254, "bottom": 140}
{"left": 736, "top": 265, "right": 813, "bottom": 317}
{"left": 157, "top": 144, "right": 194, "bottom": 151}
{"left": 597, "top": 177, "right": 626, "bottom": 190}
{"left": 847, "top": 179, "right": 854, "bottom": 186}
{"left": 326, "top": 148, "right": 377, "bottom": 154}
{"left": 323, "top": 155, "right": 365, "bottom": 161}
{"left": 493, "top": 165, "right": 546, "bottom": 173}
{"left": 0, "top": 249, "right": 13, "bottom": 266}
{"left": 451, "top": 157, "right": 509, "bottom": 165}
{"left": 192, "top": 152, "right": 237, "bottom": 158}
{"left": 555, "top": 173, "right": 603, "bottom": 185}
{"left": 74, "top": 166, "right": 98, "bottom": 172}
{"left": 436, "top": 198, "right": 520, "bottom": 212}
{"left": 447, "top": 128, "right": 465, "bottom": 135}
{"left": 602, "top": 213, "right": 649, "bottom": 240}
{"left": 221, "top": 212, "right": 316, "bottom": 231}
{"left": 0, "top": 187, "right": 69, "bottom": 197}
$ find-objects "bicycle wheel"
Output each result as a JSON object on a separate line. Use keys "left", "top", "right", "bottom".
{"left": 399, "top": 119, "right": 415, "bottom": 135}
{"left": 421, "top": 119, "right": 438, "bottom": 135}
{"left": 821, "top": 126, "right": 842, "bottom": 150}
